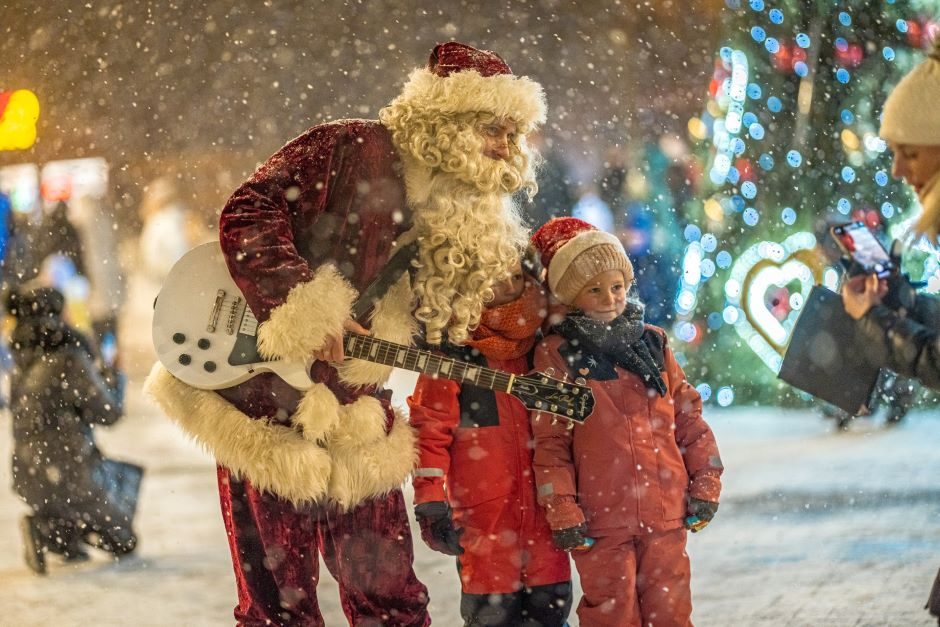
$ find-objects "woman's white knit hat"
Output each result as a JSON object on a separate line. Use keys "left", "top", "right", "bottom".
{"left": 880, "top": 39, "right": 940, "bottom": 145}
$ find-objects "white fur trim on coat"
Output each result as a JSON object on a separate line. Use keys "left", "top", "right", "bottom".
{"left": 394, "top": 68, "right": 546, "bottom": 128}
{"left": 337, "top": 274, "right": 418, "bottom": 388}
{"left": 326, "top": 405, "right": 418, "bottom": 511}
{"left": 143, "top": 363, "right": 332, "bottom": 505}
{"left": 291, "top": 382, "right": 341, "bottom": 444}
{"left": 256, "top": 264, "right": 358, "bottom": 363}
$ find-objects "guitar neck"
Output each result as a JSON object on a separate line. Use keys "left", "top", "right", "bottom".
{"left": 344, "top": 334, "right": 512, "bottom": 392}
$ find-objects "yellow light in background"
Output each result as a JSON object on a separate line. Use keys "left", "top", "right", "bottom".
{"left": 0, "top": 89, "right": 41, "bottom": 151}
{"left": 704, "top": 197, "right": 725, "bottom": 222}
{"left": 687, "top": 117, "right": 708, "bottom": 141}
{"left": 626, "top": 170, "right": 648, "bottom": 199}
{"left": 706, "top": 100, "right": 724, "bottom": 118}
{"left": 840, "top": 128, "right": 860, "bottom": 152}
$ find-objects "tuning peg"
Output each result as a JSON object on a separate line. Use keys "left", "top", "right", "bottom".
{"left": 544, "top": 367, "right": 556, "bottom": 377}
{"left": 575, "top": 377, "right": 587, "bottom": 386}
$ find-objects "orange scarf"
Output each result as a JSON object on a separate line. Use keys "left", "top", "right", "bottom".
{"left": 466, "top": 280, "right": 548, "bottom": 360}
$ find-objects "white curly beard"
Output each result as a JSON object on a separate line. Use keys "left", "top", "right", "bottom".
{"left": 409, "top": 153, "right": 531, "bottom": 346}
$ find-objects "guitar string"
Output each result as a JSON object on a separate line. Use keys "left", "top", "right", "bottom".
{"left": 345, "top": 335, "right": 590, "bottom": 421}
{"left": 350, "top": 334, "right": 513, "bottom": 392}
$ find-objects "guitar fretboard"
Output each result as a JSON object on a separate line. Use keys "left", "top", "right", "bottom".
{"left": 345, "top": 334, "right": 513, "bottom": 392}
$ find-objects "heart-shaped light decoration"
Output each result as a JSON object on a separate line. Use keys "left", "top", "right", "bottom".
{"left": 725, "top": 232, "right": 828, "bottom": 372}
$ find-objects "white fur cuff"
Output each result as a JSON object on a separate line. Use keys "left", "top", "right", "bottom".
{"left": 257, "top": 264, "right": 358, "bottom": 363}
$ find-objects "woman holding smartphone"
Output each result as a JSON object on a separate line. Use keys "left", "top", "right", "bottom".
{"left": 839, "top": 39, "right": 940, "bottom": 624}
{"left": 841, "top": 38, "right": 940, "bottom": 393}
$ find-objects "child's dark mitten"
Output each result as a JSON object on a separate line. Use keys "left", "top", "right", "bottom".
{"left": 685, "top": 498, "right": 719, "bottom": 533}
{"left": 414, "top": 501, "right": 464, "bottom": 556}
{"left": 552, "top": 523, "right": 591, "bottom": 551}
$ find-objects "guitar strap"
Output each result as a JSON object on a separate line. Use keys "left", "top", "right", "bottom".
{"left": 350, "top": 240, "right": 419, "bottom": 323}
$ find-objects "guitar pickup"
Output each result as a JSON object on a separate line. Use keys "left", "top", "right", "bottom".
{"left": 207, "top": 289, "right": 225, "bottom": 333}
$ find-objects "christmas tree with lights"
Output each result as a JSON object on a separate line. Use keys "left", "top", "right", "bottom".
{"left": 677, "top": 0, "right": 939, "bottom": 406}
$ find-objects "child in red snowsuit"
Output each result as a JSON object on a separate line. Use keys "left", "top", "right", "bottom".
{"left": 408, "top": 258, "right": 573, "bottom": 626}
{"left": 529, "top": 218, "right": 724, "bottom": 627}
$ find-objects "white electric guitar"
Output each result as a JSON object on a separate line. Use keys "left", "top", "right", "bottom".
{"left": 153, "top": 242, "right": 595, "bottom": 424}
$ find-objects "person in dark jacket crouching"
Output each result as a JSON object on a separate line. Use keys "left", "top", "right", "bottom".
{"left": 7, "top": 285, "right": 142, "bottom": 575}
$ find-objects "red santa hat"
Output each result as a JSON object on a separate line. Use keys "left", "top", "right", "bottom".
{"left": 389, "top": 41, "right": 546, "bottom": 128}
{"left": 531, "top": 217, "right": 633, "bottom": 306}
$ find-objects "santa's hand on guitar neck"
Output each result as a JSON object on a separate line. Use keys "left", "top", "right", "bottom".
{"left": 312, "top": 319, "right": 372, "bottom": 363}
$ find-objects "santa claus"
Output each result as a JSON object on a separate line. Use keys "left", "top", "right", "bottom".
{"left": 145, "top": 42, "right": 546, "bottom": 626}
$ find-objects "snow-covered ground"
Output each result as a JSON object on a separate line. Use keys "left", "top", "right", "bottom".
{"left": 1, "top": 274, "right": 939, "bottom": 626}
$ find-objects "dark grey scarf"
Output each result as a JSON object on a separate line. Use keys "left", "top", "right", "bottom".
{"left": 553, "top": 301, "right": 667, "bottom": 396}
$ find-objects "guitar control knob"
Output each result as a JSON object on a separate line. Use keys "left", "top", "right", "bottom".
{"left": 178, "top": 354, "right": 192, "bottom": 366}
{"left": 172, "top": 333, "right": 186, "bottom": 344}
{"left": 203, "top": 361, "right": 216, "bottom": 372}
{"left": 197, "top": 338, "right": 211, "bottom": 350}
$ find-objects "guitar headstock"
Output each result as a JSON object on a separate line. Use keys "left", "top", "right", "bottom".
{"left": 509, "top": 371, "right": 595, "bottom": 424}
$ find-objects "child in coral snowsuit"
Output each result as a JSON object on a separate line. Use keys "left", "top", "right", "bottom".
{"left": 408, "top": 257, "right": 573, "bottom": 626}
{"left": 529, "top": 218, "right": 724, "bottom": 627}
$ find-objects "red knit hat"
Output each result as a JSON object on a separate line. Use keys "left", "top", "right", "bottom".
{"left": 531, "top": 217, "right": 633, "bottom": 305}
{"left": 385, "top": 41, "right": 546, "bottom": 128}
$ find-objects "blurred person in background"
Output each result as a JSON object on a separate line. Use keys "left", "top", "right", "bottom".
{"left": 7, "top": 284, "right": 141, "bottom": 576}
{"left": 137, "top": 176, "right": 195, "bottom": 283}
{"left": 839, "top": 37, "right": 940, "bottom": 624}
{"left": 71, "top": 193, "right": 126, "bottom": 355}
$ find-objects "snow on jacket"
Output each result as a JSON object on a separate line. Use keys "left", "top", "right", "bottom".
{"left": 857, "top": 293, "right": 940, "bottom": 391}
{"left": 408, "top": 345, "right": 570, "bottom": 593}
{"left": 145, "top": 119, "right": 420, "bottom": 509}
{"left": 531, "top": 326, "right": 723, "bottom": 534}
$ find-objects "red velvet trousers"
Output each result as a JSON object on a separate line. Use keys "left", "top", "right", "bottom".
{"left": 218, "top": 467, "right": 430, "bottom": 626}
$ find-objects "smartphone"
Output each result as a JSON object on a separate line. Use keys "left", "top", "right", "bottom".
{"left": 830, "top": 221, "right": 895, "bottom": 278}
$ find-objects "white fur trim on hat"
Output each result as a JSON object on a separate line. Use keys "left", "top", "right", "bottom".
{"left": 547, "top": 230, "right": 627, "bottom": 295}
{"left": 393, "top": 67, "right": 546, "bottom": 128}
{"left": 256, "top": 263, "right": 358, "bottom": 363}
{"left": 880, "top": 55, "right": 940, "bottom": 145}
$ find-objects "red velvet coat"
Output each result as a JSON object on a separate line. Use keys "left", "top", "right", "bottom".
{"left": 532, "top": 327, "right": 723, "bottom": 534}
{"left": 147, "top": 120, "right": 421, "bottom": 509}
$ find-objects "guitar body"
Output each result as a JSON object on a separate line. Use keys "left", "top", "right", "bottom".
{"left": 154, "top": 242, "right": 595, "bottom": 422}
{"left": 152, "top": 242, "right": 313, "bottom": 390}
